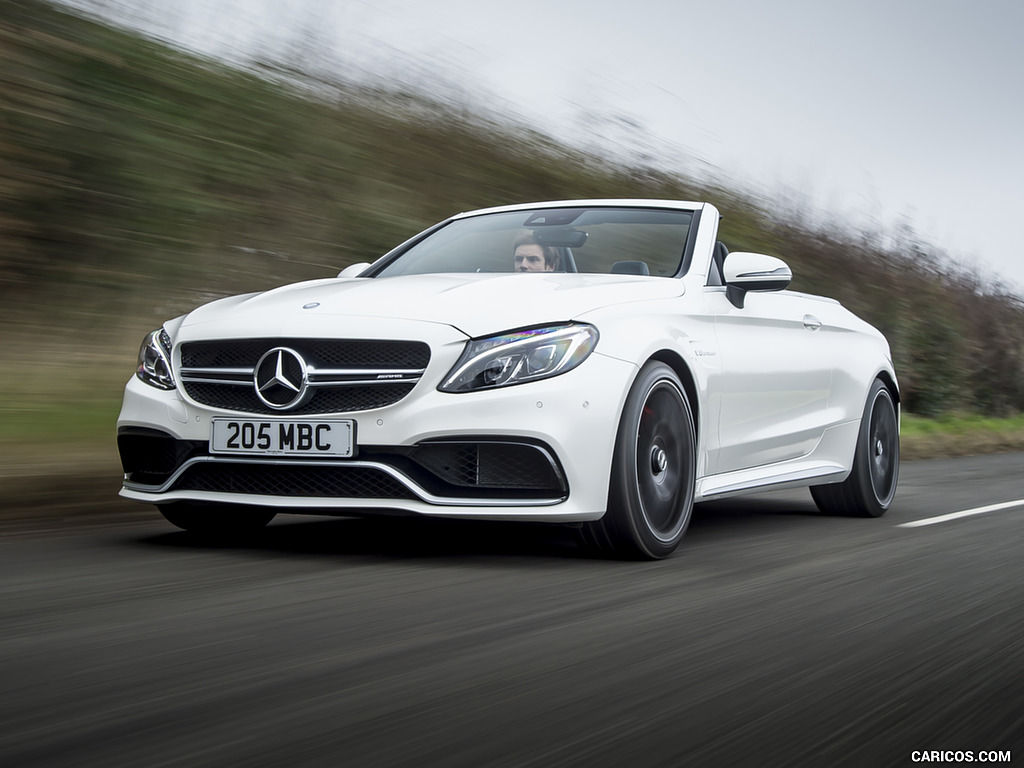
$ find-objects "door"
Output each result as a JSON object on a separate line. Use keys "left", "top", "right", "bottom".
{"left": 710, "top": 289, "right": 834, "bottom": 474}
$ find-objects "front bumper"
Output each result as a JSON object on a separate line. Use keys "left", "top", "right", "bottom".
{"left": 117, "top": 352, "right": 635, "bottom": 522}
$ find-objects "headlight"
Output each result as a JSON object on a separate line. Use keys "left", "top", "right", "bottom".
{"left": 440, "top": 324, "right": 598, "bottom": 393}
{"left": 136, "top": 328, "right": 176, "bottom": 390}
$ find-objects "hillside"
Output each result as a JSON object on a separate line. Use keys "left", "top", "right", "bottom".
{"left": 1, "top": 0, "right": 1023, "bottom": 418}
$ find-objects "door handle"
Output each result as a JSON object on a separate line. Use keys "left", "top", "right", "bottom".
{"left": 803, "top": 314, "right": 822, "bottom": 331}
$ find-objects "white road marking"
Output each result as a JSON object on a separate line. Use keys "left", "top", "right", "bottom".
{"left": 898, "top": 499, "right": 1024, "bottom": 528}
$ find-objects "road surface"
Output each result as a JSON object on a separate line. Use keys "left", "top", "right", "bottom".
{"left": 2, "top": 453, "right": 1023, "bottom": 767}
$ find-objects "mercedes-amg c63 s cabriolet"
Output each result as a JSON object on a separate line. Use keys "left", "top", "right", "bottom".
{"left": 118, "top": 199, "right": 899, "bottom": 558}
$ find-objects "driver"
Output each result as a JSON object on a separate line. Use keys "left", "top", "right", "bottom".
{"left": 513, "top": 233, "right": 561, "bottom": 272}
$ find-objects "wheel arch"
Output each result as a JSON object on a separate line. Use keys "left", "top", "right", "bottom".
{"left": 876, "top": 369, "right": 900, "bottom": 406}
{"left": 647, "top": 349, "right": 700, "bottom": 444}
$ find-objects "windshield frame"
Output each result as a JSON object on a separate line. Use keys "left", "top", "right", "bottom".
{"left": 362, "top": 203, "right": 704, "bottom": 279}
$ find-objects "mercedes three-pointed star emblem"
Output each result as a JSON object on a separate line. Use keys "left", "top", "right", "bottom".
{"left": 254, "top": 347, "right": 309, "bottom": 410}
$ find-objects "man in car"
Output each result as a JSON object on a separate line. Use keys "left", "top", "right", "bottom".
{"left": 513, "top": 233, "right": 561, "bottom": 272}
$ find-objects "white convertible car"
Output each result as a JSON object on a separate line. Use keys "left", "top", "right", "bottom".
{"left": 118, "top": 199, "right": 899, "bottom": 558}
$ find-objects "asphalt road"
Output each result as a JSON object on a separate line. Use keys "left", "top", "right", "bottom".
{"left": 2, "top": 454, "right": 1023, "bottom": 768}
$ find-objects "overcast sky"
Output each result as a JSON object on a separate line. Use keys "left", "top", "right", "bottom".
{"left": 79, "top": 0, "right": 1024, "bottom": 293}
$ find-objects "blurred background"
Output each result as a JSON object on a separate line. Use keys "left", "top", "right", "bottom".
{"left": 2, "top": 0, "right": 1023, "bottom": 499}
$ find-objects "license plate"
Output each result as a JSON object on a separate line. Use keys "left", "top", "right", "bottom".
{"left": 211, "top": 419, "right": 354, "bottom": 457}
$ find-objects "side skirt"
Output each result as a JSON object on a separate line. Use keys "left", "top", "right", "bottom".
{"left": 696, "top": 461, "right": 848, "bottom": 502}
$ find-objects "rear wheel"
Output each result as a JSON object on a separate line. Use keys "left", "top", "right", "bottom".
{"left": 158, "top": 502, "right": 276, "bottom": 537}
{"left": 580, "top": 362, "right": 696, "bottom": 559}
{"left": 811, "top": 379, "right": 899, "bottom": 517}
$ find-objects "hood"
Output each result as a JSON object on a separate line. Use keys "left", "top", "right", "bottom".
{"left": 180, "top": 273, "right": 685, "bottom": 338}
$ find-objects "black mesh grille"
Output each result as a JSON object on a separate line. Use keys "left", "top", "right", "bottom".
{"left": 174, "top": 463, "right": 417, "bottom": 499}
{"left": 179, "top": 338, "right": 429, "bottom": 414}
{"left": 118, "top": 429, "right": 205, "bottom": 485}
{"left": 181, "top": 339, "right": 429, "bottom": 369}
{"left": 409, "top": 442, "right": 565, "bottom": 492}
{"left": 120, "top": 432, "right": 568, "bottom": 502}
{"left": 305, "top": 340, "right": 428, "bottom": 368}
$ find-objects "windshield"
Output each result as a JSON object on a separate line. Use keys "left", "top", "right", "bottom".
{"left": 371, "top": 207, "right": 695, "bottom": 278}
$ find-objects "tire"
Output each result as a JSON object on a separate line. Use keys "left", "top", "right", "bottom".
{"left": 580, "top": 362, "right": 696, "bottom": 559}
{"left": 158, "top": 502, "right": 276, "bottom": 537}
{"left": 811, "top": 379, "right": 899, "bottom": 517}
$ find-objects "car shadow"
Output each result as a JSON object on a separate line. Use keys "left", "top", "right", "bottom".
{"left": 138, "top": 515, "right": 587, "bottom": 562}
{"left": 682, "top": 491, "right": 863, "bottom": 555}
{"left": 690, "top": 491, "right": 822, "bottom": 531}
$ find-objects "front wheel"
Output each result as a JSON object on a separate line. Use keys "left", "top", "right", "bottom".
{"left": 158, "top": 502, "right": 276, "bottom": 537}
{"left": 811, "top": 378, "right": 899, "bottom": 517}
{"left": 579, "top": 362, "right": 696, "bottom": 559}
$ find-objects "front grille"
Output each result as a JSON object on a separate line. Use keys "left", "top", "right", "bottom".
{"left": 179, "top": 338, "right": 430, "bottom": 415}
{"left": 182, "top": 381, "right": 415, "bottom": 415}
{"left": 174, "top": 463, "right": 417, "bottom": 499}
{"left": 180, "top": 339, "right": 429, "bottom": 369}
{"left": 120, "top": 431, "right": 568, "bottom": 504}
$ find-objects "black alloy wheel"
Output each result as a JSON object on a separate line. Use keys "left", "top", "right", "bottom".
{"left": 811, "top": 378, "right": 899, "bottom": 517}
{"left": 580, "top": 362, "right": 696, "bottom": 559}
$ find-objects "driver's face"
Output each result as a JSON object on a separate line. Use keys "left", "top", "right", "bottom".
{"left": 514, "top": 244, "right": 552, "bottom": 272}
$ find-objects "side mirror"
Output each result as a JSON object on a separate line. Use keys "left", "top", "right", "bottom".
{"left": 723, "top": 252, "right": 792, "bottom": 308}
{"left": 337, "top": 262, "right": 371, "bottom": 278}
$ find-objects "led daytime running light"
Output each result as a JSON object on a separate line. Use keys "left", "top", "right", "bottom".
{"left": 440, "top": 324, "right": 598, "bottom": 393}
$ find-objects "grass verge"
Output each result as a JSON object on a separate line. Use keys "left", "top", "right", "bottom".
{"left": 900, "top": 412, "right": 1024, "bottom": 460}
